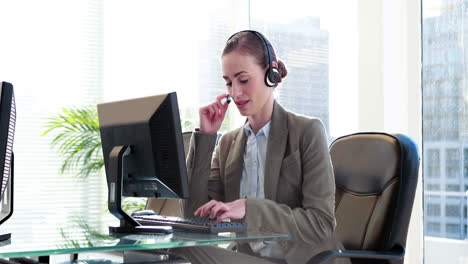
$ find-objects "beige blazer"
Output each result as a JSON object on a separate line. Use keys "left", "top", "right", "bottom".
{"left": 185, "top": 101, "right": 347, "bottom": 264}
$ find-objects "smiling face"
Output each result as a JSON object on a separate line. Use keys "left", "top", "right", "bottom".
{"left": 221, "top": 50, "right": 274, "bottom": 118}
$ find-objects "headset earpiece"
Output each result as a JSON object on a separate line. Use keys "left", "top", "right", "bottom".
{"left": 266, "top": 67, "right": 280, "bottom": 87}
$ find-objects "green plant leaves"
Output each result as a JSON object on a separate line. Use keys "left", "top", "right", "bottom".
{"left": 42, "top": 106, "right": 103, "bottom": 180}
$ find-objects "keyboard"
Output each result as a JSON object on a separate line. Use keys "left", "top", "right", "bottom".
{"left": 133, "top": 215, "right": 246, "bottom": 234}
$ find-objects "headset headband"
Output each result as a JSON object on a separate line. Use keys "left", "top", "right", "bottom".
{"left": 226, "top": 30, "right": 280, "bottom": 87}
{"left": 227, "top": 30, "right": 275, "bottom": 69}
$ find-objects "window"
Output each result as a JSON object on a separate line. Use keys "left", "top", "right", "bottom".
{"left": 446, "top": 224, "right": 461, "bottom": 237}
{"left": 423, "top": 0, "right": 468, "bottom": 261}
{"left": 446, "top": 184, "right": 460, "bottom": 192}
{"left": 250, "top": 0, "right": 358, "bottom": 138}
{"left": 426, "top": 149, "right": 440, "bottom": 178}
{"left": 464, "top": 148, "right": 468, "bottom": 178}
{"left": 427, "top": 222, "right": 441, "bottom": 234}
{"left": 446, "top": 205, "right": 461, "bottom": 217}
{"left": 0, "top": 0, "right": 106, "bottom": 241}
{"left": 446, "top": 149, "right": 460, "bottom": 179}
{"left": 427, "top": 203, "right": 441, "bottom": 216}
{"left": 102, "top": 1, "right": 236, "bottom": 132}
{"left": 0, "top": 0, "right": 236, "bottom": 240}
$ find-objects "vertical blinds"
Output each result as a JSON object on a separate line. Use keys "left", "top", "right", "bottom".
{"left": 0, "top": 0, "right": 106, "bottom": 242}
{"left": 0, "top": 0, "right": 236, "bottom": 242}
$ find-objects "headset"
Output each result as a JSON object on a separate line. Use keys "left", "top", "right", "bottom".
{"left": 227, "top": 30, "right": 281, "bottom": 87}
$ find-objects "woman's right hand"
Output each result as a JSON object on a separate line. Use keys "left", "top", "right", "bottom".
{"left": 199, "top": 94, "right": 230, "bottom": 134}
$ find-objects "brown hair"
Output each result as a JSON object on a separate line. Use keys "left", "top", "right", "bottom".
{"left": 222, "top": 31, "right": 288, "bottom": 83}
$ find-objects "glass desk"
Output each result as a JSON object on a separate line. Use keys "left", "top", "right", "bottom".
{"left": 0, "top": 223, "right": 290, "bottom": 259}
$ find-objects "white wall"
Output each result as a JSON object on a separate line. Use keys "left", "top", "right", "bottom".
{"left": 358, "top": 0, "right": 422, "bottom": 263}
{"left": 425, "top": 237, "right": 468, "bottom": 264}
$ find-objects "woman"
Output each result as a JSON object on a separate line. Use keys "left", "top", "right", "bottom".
{"left": 177, "top": 30, "right": 349, "bottom": 264}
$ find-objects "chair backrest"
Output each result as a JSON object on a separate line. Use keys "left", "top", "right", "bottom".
{"left": 182, "top": 131, "right": 192, "bottom": 157}
{"left": 331, "top": 133, "right": 419, "bottom": 259}
{"left": 146, "top": 131, "right": 193, "bottom": 216}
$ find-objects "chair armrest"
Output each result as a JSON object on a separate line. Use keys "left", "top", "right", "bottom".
{"left": 306, "top": 245, "right": 405, "bottom": 264}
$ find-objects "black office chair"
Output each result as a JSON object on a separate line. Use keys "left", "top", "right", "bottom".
{"left": 308, "top": 133, "right": 419, "bottom": 264}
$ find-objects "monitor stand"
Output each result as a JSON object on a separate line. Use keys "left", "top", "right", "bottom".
{"left": 0, "top": 153, "right": 13, "bottom": 242}
{"left": 107, "top": 146, "right": 172, "bottom": 234}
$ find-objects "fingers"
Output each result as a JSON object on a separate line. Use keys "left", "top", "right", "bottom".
{"left": 208, "top": 104, "right": 217, "bottom": 121}
{"left": 217, "top": 199, "right": 246, "bottom": 222}
{"left": 200, "top": 94, "right": 230, "bottom": 119}
{"left": 216, "top": 102, "right": 228, "bottom": 120}
{"left": 194, "top": 200, "right": 218, "bottom": 217}
{"left": 209, "top": 202, "right": 228, "bottom": 219}
{"left": 215, "top": 94, "right": 229, "bottom": 109}
{"left": 197, "top": 200, "right": 218, "bottom": 217}
{"left": 199, "top": 104, "right": 213, "bottom": 118}
{"left": 216, "top": 93, "right": 230, "bottom": 103}
{"left": 194, "top": 200, "right": 230, "bottom": 220}
{"left": 216, "top": 94, "right": 231, "bottom": 109}
{"left": 216, "top": 211, "right": 232, "bottom": 223}
{"left": 201, "top": 102, "right": 225, "bottom": 120}
{"left": 216, "top": 100, "right": 223, "bottom": 112}
{"left": 198, "top": 93, "right": 230, "bottom": 134}
{"left": 195, "top": 199, "right": 246, "bottom": 223}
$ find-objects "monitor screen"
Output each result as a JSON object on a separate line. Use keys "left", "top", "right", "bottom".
{"left": 0, "top": 81, "right": 15, "bottom": 236}
{"left": 98, "top": 92, "right": 189, "bottom": 200}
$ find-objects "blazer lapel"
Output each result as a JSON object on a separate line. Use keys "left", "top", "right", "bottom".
{"left": 224, "top": 128, "right": 246, "bottom": 202}
{"left": 264, "top": 101, "right": 288, "bottom": 201}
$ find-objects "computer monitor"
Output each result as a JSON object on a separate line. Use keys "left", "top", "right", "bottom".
{"left": 98, "top": 92, "right": 189, "bottom": 233}
{"left": 0, "top": 81, "right": 16, "bottom": 241}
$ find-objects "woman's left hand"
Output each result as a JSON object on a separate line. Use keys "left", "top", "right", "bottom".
{"left": 194, "top": 199, "right": 247, "bottom": 223}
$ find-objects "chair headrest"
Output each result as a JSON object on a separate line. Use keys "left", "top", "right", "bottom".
{"left": 330, "top": 133, "right": 400, "bottom": 194}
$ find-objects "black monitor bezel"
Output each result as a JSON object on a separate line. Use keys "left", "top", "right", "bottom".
{"left": 0, "top": 82, "right": 14, "bottom": 200}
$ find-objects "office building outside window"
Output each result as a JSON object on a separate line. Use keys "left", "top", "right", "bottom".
{"left": 445, "top": 149, "right": 460, "bottom": 179}
{"left": 427, "top": 149, "right": 440, "bottom": 178}
{"left": 251, "top": 17, "right": 330, "bottom": 132}
{"left": 427, "top": 203, "right": 441, "bottom": 217}
{"left": 428, "top": 222, "right": 441, "bottom": 234}
{"left": 423, "top": 0, "right": 468, "bottom": 261}
{"left": 250, "top": 0, "right": 358, "bottom": 140}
